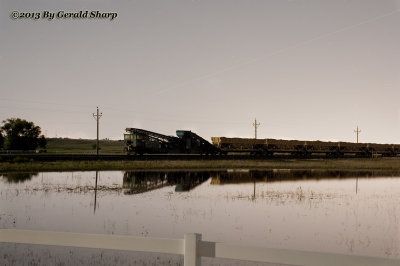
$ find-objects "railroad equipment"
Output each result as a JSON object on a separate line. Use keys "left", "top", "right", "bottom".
{"left": 124, "top": 128, "right": 220, "bottom": 155}
{"left": 124, "top": 128, "right": 182, "bottom": 155}
{"left": 211, "top": 137, "right": 400, "bottom": 158}
{"left": 176, "top": 130, "right": 220, "bottom": 155}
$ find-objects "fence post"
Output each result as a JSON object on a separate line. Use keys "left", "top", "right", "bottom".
{"left": 184, "top": 233, "right": 201, "bottom": 266}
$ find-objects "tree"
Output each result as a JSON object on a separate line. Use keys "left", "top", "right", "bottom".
{"left": 38, "top": 135, "right": 47, "bottom": 149}
{"left": 1, "top": 118, "right": 45, "bottom": 150}
{"left": 0, "top": 132, "right": 3, "bottom": 149}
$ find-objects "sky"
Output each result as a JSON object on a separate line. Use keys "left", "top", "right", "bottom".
{"left": 1, "top": 0, "right": 400, "bottom": 144}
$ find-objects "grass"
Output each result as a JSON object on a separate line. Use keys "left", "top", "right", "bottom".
{"left": 46, "top": 138, "right": 125, "bottom": 154}
{"left": 1, "top": 158, "right": 400, "bottom": 172}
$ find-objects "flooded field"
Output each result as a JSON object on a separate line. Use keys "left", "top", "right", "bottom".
{"left": 1, "top": 169, "right": 400, "bottom": 265}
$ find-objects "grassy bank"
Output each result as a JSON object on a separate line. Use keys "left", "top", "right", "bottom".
{"left": 1, "top": 158, "right": 400, "bottom": 172}
{"left": 46, "top": 138, "right": 124, "bottom": 154}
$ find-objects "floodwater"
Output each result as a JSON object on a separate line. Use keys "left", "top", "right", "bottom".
{"left": 1, "top": 169, "right": 400, "bottom": 265}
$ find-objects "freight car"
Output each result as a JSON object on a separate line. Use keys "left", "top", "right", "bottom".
{"left": 211, "top": 137, "right": 400, "bottom": 158}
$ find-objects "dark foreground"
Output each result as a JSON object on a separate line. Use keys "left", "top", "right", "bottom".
{"left": 1, "top": 157, "right": 400, "bottom": 172}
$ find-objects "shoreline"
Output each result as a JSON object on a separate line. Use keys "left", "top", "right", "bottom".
{"left": 1, "top": 158, "right": 400, "bottom": 172}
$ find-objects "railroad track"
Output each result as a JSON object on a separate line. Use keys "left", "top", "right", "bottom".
{"left": 0, "top": 153, "right": 381, "bottom": 162}
{"left": 0, "top": 153, "right": 255, "bottom": 162}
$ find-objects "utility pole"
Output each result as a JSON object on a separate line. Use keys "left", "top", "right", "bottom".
{"left": 92, "top": 107, "right": 102, "bottom": 155}
{"left": 354, "top": 126, "right": 361, "bottom": 143}
{"left": 253, "top": 118, "right": 260, "bottom": 139}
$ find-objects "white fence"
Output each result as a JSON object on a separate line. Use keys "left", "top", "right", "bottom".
{"left": 0, "top": 229, "right": 399, "bottom": 266}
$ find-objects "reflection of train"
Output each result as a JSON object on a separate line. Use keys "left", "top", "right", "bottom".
{"left": 210, "top": 169, "right": 400, "bottom": 185}
{"left": 124, "top": 128, "right": 400, "bottom": 158}
{"left": 122, "top": 171, "right": 210, "bottom": 194}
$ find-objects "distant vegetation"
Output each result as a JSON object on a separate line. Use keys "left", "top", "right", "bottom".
{"left": 46, "top": 138, "right": 125, "bottom": 154}
{"left": 0, "top": 117, "right": 124, "bottom": 153}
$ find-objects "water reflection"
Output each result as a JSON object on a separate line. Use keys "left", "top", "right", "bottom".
{"left": 208, "top": 169, "right": 397, "bottom": 200}
{"left": 122, "top": 171, "right": 210, "bottom": 194}
{"left": 356, "top": 176, "right": 358, "bottom": 194}
{"left": 119, "top": 169, "right": 389, "bottom": 200}
{"left": 1, "top": 172, "right": 39, "bottom": 183}
{"left": 94, "top": 171, "right": 98, "bottom": 213}
{"left": 1, "top": 169, "right": 400, "bottom": 261}
{"left": 210, "top": 169, "right": 400, "bottom": 184}
{"left": 2, "top": 169, "right": 397, "bottom": 188}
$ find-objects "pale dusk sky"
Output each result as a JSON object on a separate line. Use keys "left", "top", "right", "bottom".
{"left": 1, "top": 0, "right": 400, "bottom": 143}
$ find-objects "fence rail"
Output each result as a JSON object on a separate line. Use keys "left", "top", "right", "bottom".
{"left": 1, "top": 229, "right": 399, "bottom": 266}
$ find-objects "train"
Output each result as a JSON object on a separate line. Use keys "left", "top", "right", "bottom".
{"left": 124, "top": 128, "right": 400, "bottom": 158}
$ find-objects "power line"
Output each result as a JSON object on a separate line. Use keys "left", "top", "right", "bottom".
{"left": 0, "top": 98, "right": 90, "bottom": 108}
{"left": 92, "top": 107, "right": 103, "bottom": 155}
{"left": 149, "top": 9, "right": 400, "bottom": 96}
{"left": 0, "top": 105, "right": 249, "bottom": 125}
{"left": 253, "top": 118, "right": 260, "bottom": 139}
